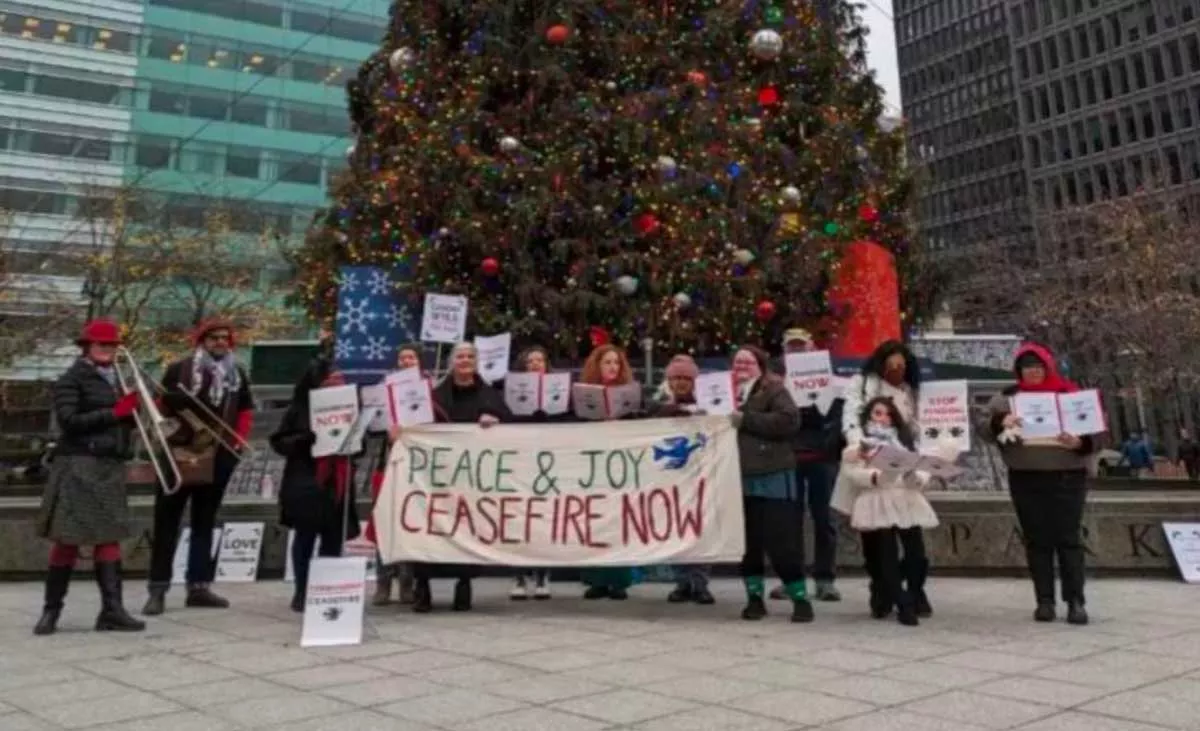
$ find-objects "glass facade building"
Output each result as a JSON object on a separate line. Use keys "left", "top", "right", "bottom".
{"left": 0, "top": 0, "right": 385, "bottom": 340}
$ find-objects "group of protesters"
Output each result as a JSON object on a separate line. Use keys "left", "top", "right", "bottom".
{"left": 34, "top": 318, "right": 1097, "bottom": 635}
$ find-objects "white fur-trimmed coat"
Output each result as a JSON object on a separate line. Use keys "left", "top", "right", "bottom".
{"left": 830, "top": 442, "right": 952, "bottom": 531}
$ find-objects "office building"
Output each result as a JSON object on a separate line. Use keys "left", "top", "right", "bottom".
{"left": 0, "top": 0, "right": 387, "bottom": 374}
{"left": 894, "top": 0, "right": 1032, "bottom": 292}
{"left": 1011, "top": 0, "right": 1200, "bottom": 220}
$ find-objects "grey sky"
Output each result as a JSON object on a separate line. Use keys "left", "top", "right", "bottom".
{"left": 862, "top": 1, "right": 902, "bottom": 115}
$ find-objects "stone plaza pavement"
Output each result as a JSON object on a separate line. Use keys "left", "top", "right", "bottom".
{"left": 0, "top": 578, "right": 1198, "bottom": 731}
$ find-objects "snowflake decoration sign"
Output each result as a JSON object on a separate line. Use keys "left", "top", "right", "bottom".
{"left": 420, "top": 293, "right": 468, "bottom": 344}
{"left": 335, "top": 266, "right": 419, "bottom": 382}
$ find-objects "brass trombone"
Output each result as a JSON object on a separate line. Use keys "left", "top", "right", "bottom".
{"left": 114, "top": 347, "right": 183, "bottom": 494}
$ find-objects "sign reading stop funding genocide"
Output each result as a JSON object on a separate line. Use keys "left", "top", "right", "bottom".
{"left": 374, "top": 417, "right": 745, "bottom": 566}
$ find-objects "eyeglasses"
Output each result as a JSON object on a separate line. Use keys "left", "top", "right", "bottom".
{"left": 205, "top": 333, "right": 231, "bottom": 342}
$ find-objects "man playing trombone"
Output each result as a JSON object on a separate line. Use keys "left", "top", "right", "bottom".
{"left": 143, "top": 319, "right": 254, "bottom": 615}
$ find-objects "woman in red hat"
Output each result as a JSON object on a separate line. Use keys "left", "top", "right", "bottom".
{"left": 33, "top": 319, "right": 145, "bottom": 635}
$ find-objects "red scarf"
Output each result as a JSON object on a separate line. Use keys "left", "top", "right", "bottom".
{"left": 1014, "top": 343, "right": 1077, "bottom": 393}
{"left": 315, "top": 456, "right": 351, "bottom": 501}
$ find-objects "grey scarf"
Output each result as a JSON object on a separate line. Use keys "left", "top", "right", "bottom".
{"left": 186, "top": 348, "right": 240, "bottom": 406}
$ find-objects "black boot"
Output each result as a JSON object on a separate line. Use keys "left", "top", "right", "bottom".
{"left": 142, "top": 584, "right": 167, "bottom": 616}
{"left": 583, "top": 585, "right": 610, "bottom": 599}
{"left": 94, "top": 562, "right": 145, "bottom": 632}
{"left": 869, "top": 581, "right": 892, "bottom": 619}
{"left": 896, "top": 594, "right": 920, "bottom": 627}
{"left": 1034, "top": 603, "right": 1056, "bottom": 622}
{"left": 791, "top": 598, "right": 815, "bottom": 623}
{"left": 1066, "top": 600, "right": 1089, "bottom": 625}
{"left": 1026, "top": 545, "right": 1056, "bottom": 620}
{"left": 185, "top": 583, "right": 230, "bottom": 609}
{"left": 741, "top": 596, "right": 768, "bottom": 620}
{"left": 412, "top": 578, "right": 432, "bottom": 614}
{"left": 452, "top": 579, "right": 472, "bottom": 611}
{"left": 903, "top": 555, "right": 932, "bottom": 618}
{"left": 667, "top": 583, "right": 693, "bottom": 603}
{"left": 34, "top": 565, "right": 73, "bottom": 636}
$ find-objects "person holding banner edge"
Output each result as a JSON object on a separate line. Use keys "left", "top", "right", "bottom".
{"left": 370, "top": 344, "right": 423, "bottom": 607}
{"left": 507, "top": 345, "right": 562, "bottom": 600}
{"left": 731, "top": 346, "right": 812, "bottom": 623}
{"left": 390, "top": 341, "right": 510, "bottom": 613}
{"left": 577, "top": 344, "right": 645, "bottom": 600}
{"left": 270, "top": 356, "right": 362, "bottom": 613}
{"left": 769, "top": 328, "right": 844, "bottom": 603}
{"left": 649, "top": 354, "right": 715, "bottom": 605}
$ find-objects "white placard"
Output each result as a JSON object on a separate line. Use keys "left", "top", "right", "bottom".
{"left": 607, "top": 382, "right": 643, "bottom": 419}
{"left": 300, "top": 557, "right": 368, "bottom": 648}
{"left": 385, "top": 367, "right": 422, "bottom": 385}
{"left": 571, "top": 383, "right": 607, "bottom": 420}
{"left": 1012, "top": 392, "right": 1063, "bottom": 440}
{"left": 917, "top": 380, "right": 971, "bottom": 452}
{"left": 693, "top": 371, "right": 737, "bottom": 416}
{"left": 1059, "top": 389, "right": 1107, "bottom": 436}
{"left": 310, "top": 385, "right": 360, "bottom": 457}
{"left": 171, "top": 527, "right": 221, "bottom": 585}
{"left": 541, "top": 372, "right": 572, "bottom": 416}
{"left": 420, "top": 293, "right": 468, "bottom": 344}
{"left": 475, "top": 333, "right": 512, "bottom": 383}
{"left": 1163, "top": 522, "right": 1200, "bottom": 583}
{"left": 215, "top": 522, "right": 264, "bottom": 583}
{"left": 504, "top": 372, "right": 540, "bottom": 416}
{"left": 867, "top": 443, "right": 921, "bottom": 476}
{"left": 784, "top": 351, "right": 836, "bottom": 414}
{"left": 361, "top": 384, "right": 391, "bottom": 432}
{"left": 375, "top": 417, "right": 744, "bottom": 566}
{"left": 388, "top": 378, "right": 435, "bottom": 426}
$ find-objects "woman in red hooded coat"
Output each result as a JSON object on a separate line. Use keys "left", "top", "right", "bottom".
{"left": 986, "top": 343, "right": 1096, "bottom": 626}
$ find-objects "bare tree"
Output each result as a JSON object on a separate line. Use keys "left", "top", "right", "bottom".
{"left": 0, "top": 209, "right": 83, "bottom": 367}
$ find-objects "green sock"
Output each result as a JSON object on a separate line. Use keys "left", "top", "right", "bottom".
{"left": 785, "top": 580, "right": 808, "bottom": 601}
{"left": 744, "top": 576, "right": 765, "bottom": 598}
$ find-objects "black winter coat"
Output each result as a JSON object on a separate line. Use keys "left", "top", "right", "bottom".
{"left": 270, "top": 360, "right": 360, "bottom": 538}
{"left": 52, "top": 358, "right": 134, "bottom": 460}
{"left": 432, "top": 375, "right": 512, "bottom": 424}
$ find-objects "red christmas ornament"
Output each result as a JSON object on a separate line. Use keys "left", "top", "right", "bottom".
{"left": 634, "top": 212, "right": 660, "bottom": 235}
{"left": 589, "top": 326, "right": 610, "bottom": 347}
{"left": 686, "top": 69, "right": 708, "bottom": 86}
{"left": 758, "top": 86, "right": 779, "bottom": 106}
{"left": 858, "top": 202, "right": 880, "bottom": 223}
{"left": 545, "top": 24, "right": 570, "bottom": 44}
{"left": 480, "top": 257, "right": 500, "bottom": 277}
{"left": 755, "top": 300, "right": 777, "bottom": 323}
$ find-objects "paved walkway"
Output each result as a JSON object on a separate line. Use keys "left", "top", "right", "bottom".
{"left": 0, "top": 578, "right": 1198, "bottom": 730}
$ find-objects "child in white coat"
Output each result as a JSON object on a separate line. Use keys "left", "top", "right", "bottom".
{"left": 832, "top": 396, "right": 940, "bottom": 626}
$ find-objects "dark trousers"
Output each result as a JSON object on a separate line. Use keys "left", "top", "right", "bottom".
{"left": 795, "top": 461, "right": 838, "bottom": 582}
{"left": 147, "top": 451, "right": 236, "bottom": 587}
{"left": 1009, "top": 470, "right": 1088, "bottom": 604}
{"left": 292, "top": 520, "right": 346, "bottom": 598}
{"left": 741, "top": 496, "right": 806, "bottom": 585}
{"left": 861, "top": 527, "right": 927, "bottom": 607}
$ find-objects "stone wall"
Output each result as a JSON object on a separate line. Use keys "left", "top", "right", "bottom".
{"left": 2, "top": 491, "right": 1197, "bottom": 579}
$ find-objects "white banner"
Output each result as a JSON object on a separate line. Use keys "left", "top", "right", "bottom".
{"left": 215, "top": 522, "right": 264, "bottom": 583}
{"left": 374, "top": 417, "right": 744, "bottom": 567}
{"left": 300, "top": 557, "right": 367, "bottom": 648}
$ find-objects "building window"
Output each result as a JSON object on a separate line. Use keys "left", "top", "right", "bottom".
{"left": 135, "top": 137, "right": 172, "bottom": 169}
{"left": 92, "top": 27, "right": 134, "bottom": 53}
{"left": 32, "top": 75, "right": 120, "bottom": 104}
{"left": 0, "top": 68, "right": 26, "bottom": 92}
{"left": 0, "top": 187, "right": 69, "bottom": 214}
{"left": 230, "top": 97, "right": 268, "bottom": 126}
{"left": 1187, "top": 33, "right": 1200, "bottom": 72}
{"left": 29, "top": 132, "right": 77, "bottom": 157}
{"left": 281, "top": 102, "right": 345, "bottom": 136}
{"left": 277, "top": 153, "right": 321, "bottom": 185}
{"left": 1176, "top": 91, "right": 1194, "bottom": 129}
{"left": 189, "top": 92, "right": 229, "bottom": 121}
{"left": 225, "top": 148, "right": 260, "bottom": 179}
{"left": 149, "top": 87, "right": 187, "bottom": 114}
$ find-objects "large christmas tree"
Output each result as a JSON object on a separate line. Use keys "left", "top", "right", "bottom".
{"left": 295, "top": 0, "right": 919, "bottom": 359}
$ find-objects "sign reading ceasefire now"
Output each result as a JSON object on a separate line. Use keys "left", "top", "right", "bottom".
{"left": 374, "top": 417, "right": 746, "bottom": 567}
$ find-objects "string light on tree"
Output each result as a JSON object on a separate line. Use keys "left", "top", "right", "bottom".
{"left": 292, "top": 0, "right": 924, "bottom": 358}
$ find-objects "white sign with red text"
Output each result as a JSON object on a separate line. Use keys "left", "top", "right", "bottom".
{"left": 917, "top": 380, "right": 971, "bottom": 452}
{"left": 309, "top": 385, "right": 359, "bottom": 457}
{"left": 374, "top": 417, "right": 744, "bottom": 567}
{"left": 784, "top": 351, "right": 836, "bottom": 414}
{"left": 300, "top": 556, "right": 367, "bottom": 648}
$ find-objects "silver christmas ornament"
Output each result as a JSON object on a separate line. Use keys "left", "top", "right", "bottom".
{"left": 749, "top": 29, "right": 783, "bottom": 60}
{"left": 389, "top": 47, "right": 415, "bottom": 72}
{"left": 614, "top": 275, "right": 638, "bottom": 295}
